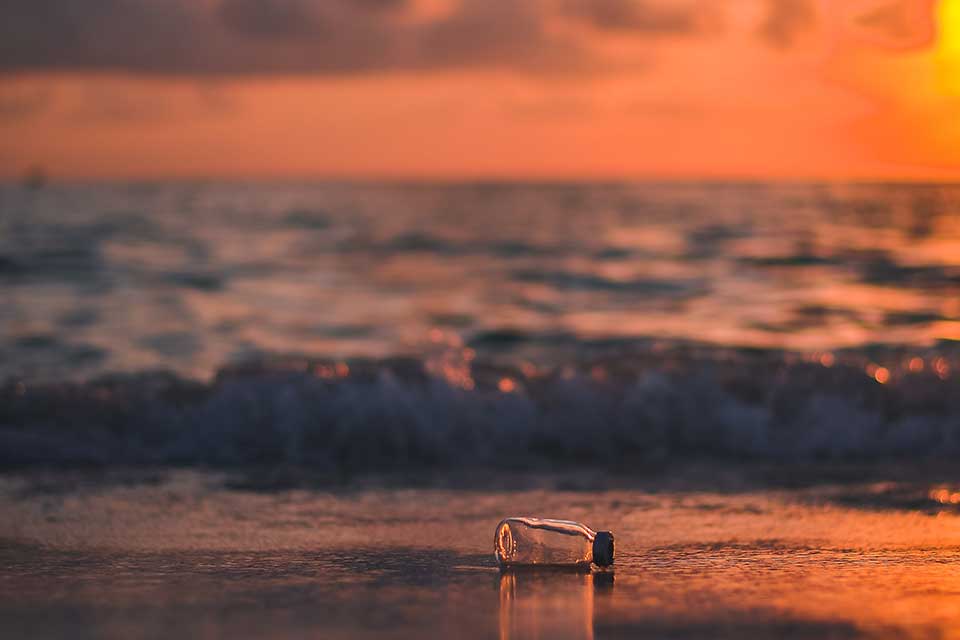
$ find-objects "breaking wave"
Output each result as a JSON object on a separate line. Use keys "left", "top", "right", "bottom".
{"left": 1, "top": 343, "right": 958, "bottom": 469}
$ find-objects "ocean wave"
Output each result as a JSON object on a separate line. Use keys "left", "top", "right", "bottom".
{"left": 1, "top": 345, "right": 958, "bottom": 468}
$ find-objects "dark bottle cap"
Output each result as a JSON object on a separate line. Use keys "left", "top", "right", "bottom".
{"left": 593, "top": 531, "right": 614, "bottom": 567}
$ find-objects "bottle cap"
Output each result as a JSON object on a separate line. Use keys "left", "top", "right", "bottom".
{"left": 593, "top": 531, "right": 614, "bottom": 567}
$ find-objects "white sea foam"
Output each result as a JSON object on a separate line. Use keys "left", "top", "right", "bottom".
{"left": 2, "top": 347, "right": 957, "bottom": 468}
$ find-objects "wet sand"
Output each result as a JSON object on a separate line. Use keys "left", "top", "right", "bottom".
{"left": 3, "top": 469, "right": 960, "bottom": 639}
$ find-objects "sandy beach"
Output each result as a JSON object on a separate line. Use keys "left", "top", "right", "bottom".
{"left": 2, "top": 468, "right": 960, "bottom": 639}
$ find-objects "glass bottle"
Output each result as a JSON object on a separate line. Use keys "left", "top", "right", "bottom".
{"left": 495, "top": 517, "right": 614, "bottom": 568}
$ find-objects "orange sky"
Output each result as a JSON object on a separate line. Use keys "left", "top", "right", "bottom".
{"left": 2, "top": 0, "right": 960, "bottom": 180}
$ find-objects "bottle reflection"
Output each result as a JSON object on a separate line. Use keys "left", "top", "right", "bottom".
{"left": 498, "top": 569, "right": 613, "bottom": 640}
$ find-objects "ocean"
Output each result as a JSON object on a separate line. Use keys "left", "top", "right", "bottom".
{"left": 1, "top": 181, "right": 958, "bottom": 467}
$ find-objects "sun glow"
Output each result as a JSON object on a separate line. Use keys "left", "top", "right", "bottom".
{"left": 937, "top": 0, "right": 960, "bottom": 95}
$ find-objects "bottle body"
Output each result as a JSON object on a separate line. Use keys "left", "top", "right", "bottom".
{"left": 495, "top": 517, "right": 612, "bottom": 568}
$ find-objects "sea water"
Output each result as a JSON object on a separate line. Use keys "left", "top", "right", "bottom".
{"left": 1, "top": 181, "right": 958, "bottom": 468}
{"left": 2, "top": 181, "right": 959, "bottom": 381}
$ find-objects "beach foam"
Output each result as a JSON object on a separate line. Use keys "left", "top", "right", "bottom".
{"left": 2, "top": 343, "right": 957, "bottom": 468}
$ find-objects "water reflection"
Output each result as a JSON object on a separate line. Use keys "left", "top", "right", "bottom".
{"left": 498, "top": 569, "right": 613, "bottom": 640}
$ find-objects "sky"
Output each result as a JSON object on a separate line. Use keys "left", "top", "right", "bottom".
{"left": 1, "top": 0, "right": 959, "bottom": 180}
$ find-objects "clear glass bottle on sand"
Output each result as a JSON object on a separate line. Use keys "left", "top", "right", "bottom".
{"left": 495, "top": 517, "right": 614, "bottom": 568}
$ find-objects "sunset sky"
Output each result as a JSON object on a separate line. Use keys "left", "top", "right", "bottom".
{"left": 2, "top": 0, "right": 959, "bottom": 180}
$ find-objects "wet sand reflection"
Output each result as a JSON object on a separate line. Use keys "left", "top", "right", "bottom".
{"left": 499, "top": 569, "right": 613, "bottom": 640}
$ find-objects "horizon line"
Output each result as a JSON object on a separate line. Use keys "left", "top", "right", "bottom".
{"left": 5, "top": 174, "right": 960, "bottom": 187}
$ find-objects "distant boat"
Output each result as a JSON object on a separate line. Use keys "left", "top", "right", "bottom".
{"left": 21, "top": 166, "right": 48, "bottom": 190}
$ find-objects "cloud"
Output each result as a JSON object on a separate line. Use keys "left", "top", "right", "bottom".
{"left": 418, "top": 2, "right": 597, "bottom": 73}
{"left": 559, "top": 0, "right": 703, "bottom": 34}
{"left": 757, "top": 0, "right": 817, "bottom": 48}
{"left": 0, "top": 1, "right": 218, "bottom": 73}
{"left": 853, "top": 0, "right": 937, "bottom": 50}
{"left": 215, "top": 0, "right": 404, "bottom": 39}
{"left": 755, "top": 0, "right": 937, "bottom": 51}
{"left": 217, "top": 0, "right": 328, "bottom": 39}
{"left": 0, "top": 0, "right": 710, "bottom": 77}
